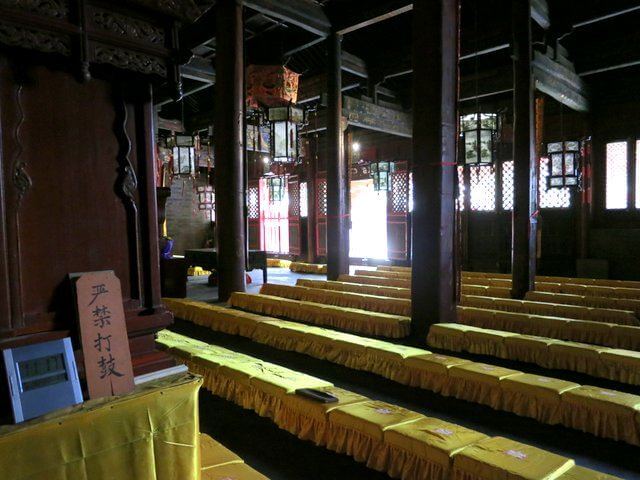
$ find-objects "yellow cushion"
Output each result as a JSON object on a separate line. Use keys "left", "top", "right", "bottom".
{"left": 562, "top": 386, "right": 640, "bottom": 416}
{"left": 566, "top": 319, "right": 613, "bottom": 339}
{"left": 452, "top": 436, "right": 574, "bottom": 480}
{"left": 200, "top": 434, "right": 242, "bottom": 470}
{"left": 365, "top": 342, "right": 428, "bottom": 363}
{"left": 548, "top": 342, "right": 608, "bottom": 361}
{"left": 201, "top": 462, "right": 269, "bottom": 480}
{"left": 449, "top": 363, "right": 522, "bottom": 387}
{"left": 612, "top": 325, "right": 640, "bottom": 348}
{"left": 282, "top": 386, "right": 369, "bottom": 423}
{"left": 404, "top": 353, "right": 472, "bottom": 376}
{"left": 555, "top": 465, "right": 624, "bottom": 480}
{"left": 501, "top": 374, "right": 579, "bottom": 402}
{"left": 385, "top": 417, "right": 488, "bottom": 468}
{"left": 328, "top": 400, "right": 424, "bottom": 441}
{"left": 465, "top": 328, "right": 518, "bottom": 345}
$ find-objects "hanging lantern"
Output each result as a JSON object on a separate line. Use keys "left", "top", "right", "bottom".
{"left": 459, "top": 113, "right": 498, "bottom": 166}
{"left": 265, "top": 174, "right": 285, "bottom": 202}
{"left": 370, "top": 160, "right": 395, "bottom": 192}
{"left": 547, "top": 141, "right": 580, "bottom": 188}
{"left": 268, "top": 105, "right": 304, "bottom": 163}
{"left": 171, "top": 134, "right": 196, "bottom": 176}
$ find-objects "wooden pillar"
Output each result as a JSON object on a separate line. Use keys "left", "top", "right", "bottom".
{"left": 306, "top": 137, "right": 318, "bottom": 263}
{"left": 411, "top": 0, "right": 459, "bottom": 339}
{"left": 511, "top": 0, "right": 537, "bottom": 299}
{"left": 214, "top": 0, "right": 246, "bottom": 300}
{"left": 326, "top": 32, "right": 349, "bottom": 279}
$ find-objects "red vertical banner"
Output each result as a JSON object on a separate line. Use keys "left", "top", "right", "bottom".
{"left": 315, "top": 175, "right": 328, "bottom": 257}
{"left": 288, "top": 175, "right": 301, "bottom": 255}
{"left": 74, "top": 271, "right": 134, "bottom": 399}
{"left": 387, "top": 162, "right": 409, "bottom": 260}
{"left": 248, "top": 180, "right": 261, "bottom": 250}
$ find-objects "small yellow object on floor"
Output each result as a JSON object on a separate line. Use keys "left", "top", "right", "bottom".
{"left": 451, "top": 436, "right": 575, "bottom": 480}
{"left": 188, "top": 266, "right": 212, "bottom": 276}
{"left": 289, "top": 261, "right": 327, "bottom": 274}
{"left": 266, "top": 258, "right": 292, "bottom": 268}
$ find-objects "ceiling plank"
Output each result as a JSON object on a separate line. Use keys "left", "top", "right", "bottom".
{"left": 336, "top": 3, "right": 412, "bottom": 35}
{"left": 243, "top": 0, "right": 331, "bottom": 37}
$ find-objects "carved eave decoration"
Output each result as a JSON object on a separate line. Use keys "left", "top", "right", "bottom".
{"left": 0, "top": 0, "right": 199, "bottom": 95}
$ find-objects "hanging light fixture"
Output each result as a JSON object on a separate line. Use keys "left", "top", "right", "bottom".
{"left": 268, "top": 104, "right": 304, "bottom": 163}
{"left": 460, "top": 113, "right": 498, "bottom": 166}
{"left": 547, "top": 141, "right": 580, "bottom": 188}
{"left": 370, "top": 160, "right": 395, "bottom": 192}
{"left": 170, "top": 134, "right": 196, "bottom": 177}
{"left": 265, "top": 174, "right": 286, "bottom": 202}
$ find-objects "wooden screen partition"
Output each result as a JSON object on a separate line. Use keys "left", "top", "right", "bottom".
{"left": 316, "top": 175, "right": 328, "bottom": 257}
{"left": 0, "top": 0, "right": 198, "bottom": 380}
{"left": 248, "top": 180, "right": 261, "bottom": 250}
{"left": 288, "top": 176, "right": 301, "bottom": 255}
{"left": 387, "top": 164, "right": 410, "bottom": 260}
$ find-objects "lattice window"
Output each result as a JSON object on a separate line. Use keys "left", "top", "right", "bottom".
{"left": 636, "top": 141, "right": 640, "bottom": 209}
{"left": 317, "top": 179, "right": 327, "bottom": 216}
{"left": 248, "top": 186, "right": 259, "bottom": 219}
{"left": 288, "top": 180, "right": 300, "bottom": 217}
{"left": 408, "top": 173, "right": 414, "bottom": 212}
{"left": 502, "top": 161, "right": 514, "bottom": 210}
{"left": 606, "top": 141, "right": 628, "bottom": 210}
{"left": 300, "top": 182, "right": 308, "bottom": 217}
{"left": 539, "top": 157, "right": 572, "bottom": 208}
{"left": 457, "top": 166, "right": 465, "bottom": 211}
{"left": 391, "top": 171, "right": 409, "bottom": 214}
{"left": 469, "top": 165, "right": 496, "bottom": 211}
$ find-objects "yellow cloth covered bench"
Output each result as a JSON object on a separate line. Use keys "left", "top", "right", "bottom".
{"left": 289, "top": 262, "right": 327, "bottom": 274}
{"left": 354, "top": 269, "right": 412, "bottom": 279}
{"left": 525, "top": 291, "right": 640, "bottom": 318}
{"left": 500, "top": 374, "right": 579, "bottom": 424}
{"left": 460, "top": 294, "right": 639, "bottom": 326}
{"left": 457, "top": 305, "right": 640, "bottom": 350}
{"left": 536, "top": 282, "right": 640, "bottom": 300}
{"left": 260, "top": 282, "right": 411, "bottom": 316}
{"left": 559, "top": 386, "right": 640, "bottom": 446}
{"left": 460, "top": 284, "right": 512, "bottom": 298}
{"left": 297, "top": 278, "right": 411, "bottom": 299}
{"left": 338, "top": 273, "right": 410, "bottom": 288}
{"left": 377, "top": 265, "right": 412, "bottom": 273}
{"left": 451, "top": 436, "right": 574, "bottom": 480}
{"left": 384, "top": 417, "right": 488, "bottom": 480}
{"left": 446, "top": 363, "right": 522, "bottom": 409}
{"left": 229, "top": 292, "right": 411, "bottom": 338}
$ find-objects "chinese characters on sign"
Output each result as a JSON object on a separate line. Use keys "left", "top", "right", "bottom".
{"left": 74, "top": 271, "right": 134, "bottom": 399}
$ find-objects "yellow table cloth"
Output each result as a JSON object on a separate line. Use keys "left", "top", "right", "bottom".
{"left": 504, "top": 335, "right": 560, "bottom": 366}
{"left": 327, "top": 400, "right": 423, "bottom": 467}
{"left": 447, "top": 363, "right": 523, "bottom": 408}
{"left": 600, "top": 348, "right": 640, "bottom": 385}
{"left": 500, "top": 374, "right": 579, "bottom": 424}
{"left": 200, "top": 433, "right": 243, "bottom": 470}
{"left": 384, "top": 417, "right": 488, "bottom": 480}
{"left": 276, "top": 386, "right": 368, "bottom": 444}
{"left": 427, "top": 323, "right": 477, "bottom": 351}
{"left": 555, "top": 465, "right": 623, "bottom": 480}
{"left": 547, "top": 342, "right": 609, "bottom": 376}
{"left": 464, "top": 328, "right": 518, "bottom": 357}
{"left": 403, "top": 353, "right": 472, "bottom": 392}
{"left": 451, "top": 436, "right": 574, "bottom": 480}
{"left": 559, "top": 385, "right": 640, "bottom": 445}
{"left": 0, "top": 373, "right": 202, "bottom": 480}
{"left": 202, "top": 462, "right": 269, "bottom": 480}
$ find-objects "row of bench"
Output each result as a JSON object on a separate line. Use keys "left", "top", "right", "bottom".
{"left": 158, "top": 328, "right": 619, "bottom": 480}
{"left": 428, "top": 323, "right": 640, "bottom": 385}
{"left": 162, "top": 298, "right": 640, "bottom": 447}
{"left": 457, "top": 306, "right": 640, "bottom": 351}
{"left": 229, "top": 291, "right": 411, "bottom": 338}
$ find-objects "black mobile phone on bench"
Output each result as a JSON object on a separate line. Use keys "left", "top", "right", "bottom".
{"left": 295, "top": 388, "right": 339, "bottom": 403}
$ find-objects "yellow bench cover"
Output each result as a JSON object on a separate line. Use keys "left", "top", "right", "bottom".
{"left": 289, "top": 261, "right": 327, "bottom": 274}
{"left": 448, "top": 363, "right": 522, "bottom": 408}
{"left": 555, "top": 465, "right": 623, "bottom": 480}
{"left": 403, "top": 354, "right": 472, "bottom": 392}
{"left": 200, "top": 434, "right": 243, "bottom": 470}
{"left": 296, "top": 278, "right": 411, "bottom": 299}
{"left": 202, "top": 462, "right": 269, "bottom": 480}
{"left": 338, "top": 273, "right": 410, "bottom": 288}
{"left": 451, "top": 436, "right": 574, "bottom": 480}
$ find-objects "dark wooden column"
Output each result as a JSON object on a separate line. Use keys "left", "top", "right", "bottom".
{"left": 511, "top": 0, "right": 537, "bottom": 298}
{"left": 411, "top": 0, "right": 459, "bottom": 339}
{"left": 326, "top": 32, "right": 349, "bottom": 279}
{"left": 215, "top": 0, "right": 246, "bottom": 300}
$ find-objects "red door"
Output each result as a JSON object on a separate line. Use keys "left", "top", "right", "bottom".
{"left": 387, "top": 163, "right": 409, "bottom": 261}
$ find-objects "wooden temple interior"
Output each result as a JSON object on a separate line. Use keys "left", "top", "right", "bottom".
{"left": 1, "top": 0, "right": 640, "bottom": 479}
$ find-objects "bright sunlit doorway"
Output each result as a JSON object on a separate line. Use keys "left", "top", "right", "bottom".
{"left": 349, "top": 178, "right": 388, "bottom": 260}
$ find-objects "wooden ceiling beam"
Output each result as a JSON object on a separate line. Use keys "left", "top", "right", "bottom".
{"left": 243, "top": 0, "right": 331, "bottom": 37}
{"left": 335, "top": 2, "right": 413, "bottom": 36}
